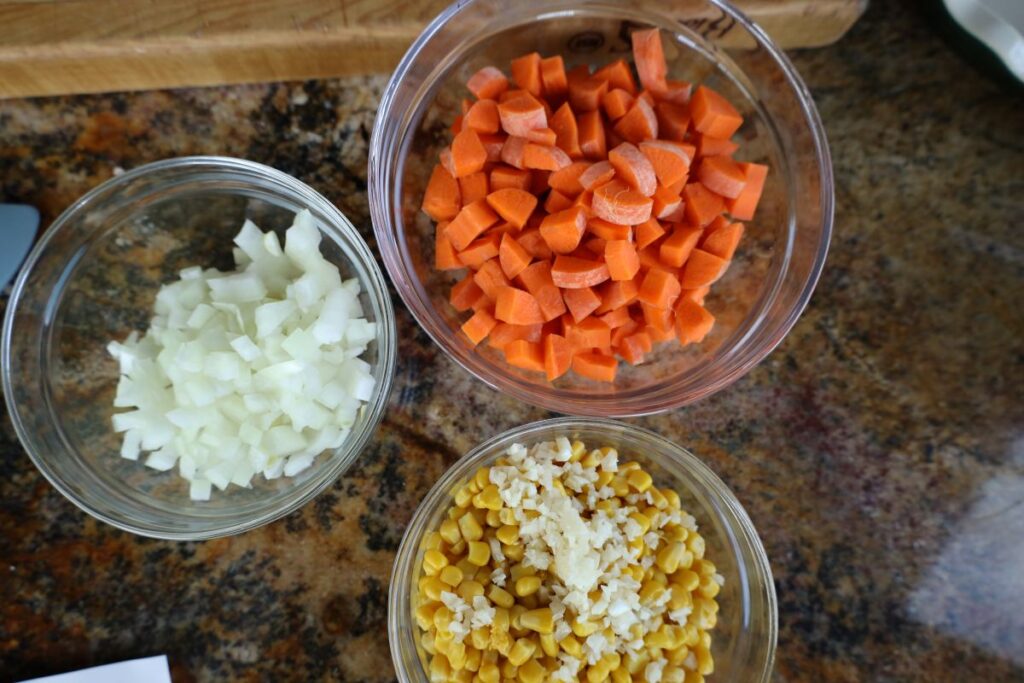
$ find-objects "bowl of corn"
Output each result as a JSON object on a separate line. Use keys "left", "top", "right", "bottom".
{"left": 388, "top": 417, "right": 776, "bottom": 682}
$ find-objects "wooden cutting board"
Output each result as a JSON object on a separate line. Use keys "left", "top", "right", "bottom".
{"left": 0, "top": 0, "right": 867, "bottom": 99}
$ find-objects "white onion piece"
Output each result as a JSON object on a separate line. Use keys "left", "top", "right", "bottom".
{"left": 109, "top": 209, "right": 378, "bottom": 500}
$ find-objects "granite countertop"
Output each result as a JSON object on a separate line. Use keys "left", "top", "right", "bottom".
{"left": 2, "top": 3, "right": 1022, "bottom": 682}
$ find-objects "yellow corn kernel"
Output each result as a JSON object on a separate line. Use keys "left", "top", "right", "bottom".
{"left": 572, "top": 619, "right": 600, "bottom": 637}
{"left": 504, "top": 543, "right": 525, "bottom": 561}
{"left": 455, "top": 556, "right": 476, "bottom": 575}
{"left": 696, "top": 645, "right": 714, "bottom": 675}
{"left": 645, "top": 625, "right": 674, "bottom": 650}
{"left": 458, "top": 579, "right": 485, "bottom": 601}
{"left": 474, "top": 466, "right": 491, "bottom": 489}
{"left": 639, "top": 580, "right": 666, "bottom": 604}
{"left": 439, "top": 518, "right": 462, "bottom": 544}
{"left": 669, "top": 584, "right": 694, "bottom": 611}
{"left": 619, "top": 460, "right": 641, "bottom": 473}
{"left": 629, "top": 536, "right": 645, "bottom": 554}
{"left": 551, "top": 478, "right": 567, "bottom": 495}
{"left": 433, "top": 605, "right": 452, "bottom": 630}
{"left": 492, "top": 607, "right": 510, "bottom": 633}
{"left": 539, "top": 633, "right": 559, "bottom": 657}
{"left": 629, "top": 511, "right": 651, "bottom": 535}
{"left": 463, "top": 540, "right": 488, "bottom": 567}
{"left": 667, "top": 525, "right": 689, "bottom": 543}
{"left": 471, "top": 626, "right": 490, "bottom": 650}
{"left": 649, "top": 487, "right": 668, "bottom": 509}
{"left": 506, "top": 637, "right": 536, "bottom": 667}
{"left": 595, "top": 470, "right": 615, "bottom": 488}
{"left": 703, "top": 610, "right": 718, "bottom": 630}
{"left": 683, "top": 623, "right": 700, "bottom": 647}
{"left": 677, "top": 548, "right": 695, "bottom": 571}
{"left": 624, "top": 650, "right": 650, "bottom": 675}
{"left": 559, "top": 633, "right": 582, "bottom": 657}
{"left": 508, "top": 563, "right": 530, "bottom": 582}
{"left": 415, "top": 602, "right": 438, "bottom": 630}
{"left": 650, "top": 569, "right": 669, "bottom": 586}
{"left": 688, "top": 534, "right": 705, "bottom": 560}
{"left": 627, "top": 469, "right": 653, "bottom": 492}
{"left": 447, "top": 640, "right": 466, "bottom": 670}
{"left": 585, "top": 662, "right": 610, "bottom": 683}
{"left": 662, "top": 667, "right": 685, "bottom": 683}
{"left": 570, "top": 440, "right": 587, "bottom": 460}
{"left": 422, "top": 577, "right": 447, "bottom": 601}
{"left": 662, "top": 488, "right": 681, "bottom": 509}
{"left": 473, "top": 484, "right": 503, "bottom": 511}
{"left": 422, "top": 531, "right": 444, "bottom": 551}
{"left": 668, "top": 644, "right": 689, "bottom": 666}
{"left": 657, "top": 541, "right": 685, "bottom": 574}
{"left": 478, "top": 662, "right": 500, "bottom": 683}
{"left": 684, "top": 671, "right": 704, "bottom": 683}
{"left": 699, "top": 629, "right": 712, "bottom": 650}
{"left": 421, "top": 629, "right": 436, "bottom": 655}
{"left": 488, "top": 585, "right": 515, "bottom": 609}
{"left": 449, "top": 539, "right": 467, "bottom": 557}
{"left": 423, "top": 549, "right": 448, "bottom": 575}
{"left": 517, "top": 658, "right": 545, "bottom": 683}
{"left": 595, "top": 499, "right": 620, "bottom": 514}
{"left": 491, "top": 630, "right": 512, "bottom": 656}
{"left": 429, "top": 653, "right": 450, "bottom": 683}
{"left": 520, "top": 607, "right": 553, "bottom": 634}
{"left": 454, "top": 484, "right": 474, "bottom": 508}
{"left": 581, "top": 448, "right": 601, "bottom": 468}
{"left": 500, "top": 659, "right": 518, "bottom": 679}
{"left": 515, "top": 575, "right": 542, "bottom": 597}
{"left": 457, "top": 508, "right": 483, "bottom": 541}
{"left": 453, "top": 669, "right": 473, "bottom": 683}
{"left": 485, "top": 509, "right": 502, "bottom": 527}
{"left": 509, "top": 604, "right": 527, "bottom": 631}
{"left": 499, "top": 508, "right": 517, "bottom": 525}
{"left": 496, "top": 524, "right": 520, "bottom": 545}
{"left": 642, "top": 505, "right": 661, "bottom": 526}
{"left": 625, "top": 565, "right": 645, "bottom": 583}
{"left": 611, "top": 476, "right": 630, "bottom": 497}
{"left": 602, "top": 652, "right": 622, "bottom": 670}
{"left": 698, "top": 576, "right": 721, "bottom": 599}
{"left": 611, "top": 667, "right": 630, "bottom": 683}
{"left": 464, "top": 645, "right": 481, "bottom": 673}
{"left": 440, "top": 565, "right": 464, "bottom": 587}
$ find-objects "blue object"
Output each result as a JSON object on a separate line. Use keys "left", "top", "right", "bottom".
{"left": 0, "top": 204, "right": 39, "bottom": 290}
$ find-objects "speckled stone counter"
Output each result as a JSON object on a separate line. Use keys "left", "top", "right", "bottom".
{"left": 2, "top": 3, "right": 1022, "bottom": 682}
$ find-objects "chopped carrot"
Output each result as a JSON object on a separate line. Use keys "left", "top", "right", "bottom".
{"left": 517, "top": 228, "right": 553, "bottom": 260}
{"left": 608, "top": 142, "right": 658, "bottom": 197}
{"left": 500, "top": 135, "right": 529, "bottom": 169}
{"left": 543, "top": 190, "right": 573, "bottom": 214}
{"left": 495, "top": 286, "right": 545, "bottom": 325}
{"left": 700, "top": 221, "right": 744, "bottom": 260}
{"left": 450, "top": 115, "right": 463, "bottom": 135}
{"left": 694, "top": 132, "right": 739, "bottom": 158}
{"left": 652, "top": 185, "right": 682, "bottom": 220}
{"left": 675, "top": 298, "right": 715, "bottom": 344}
{"left": 502, "top": 339, "right": 545, "bottom": 372}
{"left": 524, "top": 127, "right": 557, "bottom": 146}
{"left": 637, "top": 244, "right": 664, "bottom": 272}
{"left": 563, "top": 286, "right": 602, "bottom": 322}
{"left": 498, "top": 233, "right": 533, "bottom": 279}
{"left": 659, "top": 225, "right": 703, "bottom": 268}
{"left": 592, "top": 179, "right": 654, "bottom": 225}
{"left": 517, "top": 260, "right": 566, "bottom": 321}
{"left": 490, "top": 164, "right": 531, "bottom": 191}
{"left": 572, "top": 351, "right": 617, "bottom": 382}
{"left": 498, "top": 94, "right": 548, "bottom": 137}
{"left": 593, "top": 59, "right": 638, "bottom": 95}
{"left": 569, "top": 317, "right": 612, "bottom": 351}
{"left": 569, "top": 77, "right": 609, "bottom": 113}
{"left": 642, "top": 302, "right": 676, "bottom": 342}
{"left": 467, "top": 66, "right": 509, "bottom": 100}
{"left": 578, "top": 160, "right": 616, "bottom": 190}
{"left": 549, "top": 161, "right": 591, "bottom": 196}
{"left": 725, "top": 162, "right": 769, "bottom": 220}
{"left": 543, "top": 333, "right": 573, "bottom": 381}
{"left": 680, "top": 285, "right": 710, "bottom": 306}
{"left": 446, "top": 198, "right": 499, "bottom": 251}
{"left": 488, "top": 322, "right": 543, "bottom": 349}
{"left": 422, "top": 163, "right": 461, "bottom": 221}
{"left": 610, "top": 318, "right": 640, "bottom": 346}
{"left": 529, "top": 170, "right": 551, "bottom": 196}
{"left": 573, "top": 189, "right": 594, "bottom": 213}
{"left": 598, "top": 278, "right": 640, "bottom": 312}
{"left": 697, "top": 156, "right": 747, "bottom": 199}
{"left": 599, "top": 305, "right": 633, "bottom": 329}
{"left": 639, "top": 140, "right": 691, "bottom": 188}
{"left": 540, "top": 55, "right": 569, "bottom": 99}
{"left": 631, "top": 28, "right": 668, "bottom": 94}
{"left": 523, "top": 143, "right": 572, "bottom": 171}
{"left": 461, "top": 309, "right": 497, "bottom": 346}
{"left": 613, "top": 98, "right": 659, "bottom": 143}
{"left": 510, "top": 52, "right": 543, "bottom": 96}
{"left": 680, "top": 249, "right": 728, "bottom": 289}
{"left": 477, "top": 132, "right": 504, "bottom": 163}
{"left": 540, "top": 206, "right": 587, "bottom": 254}
{"left": 450, "top": 127, "right": 488, "bottom": 178}
{"left": 617, "top": 330, "right": 652, "bottom": 365}
{"left": 691, "top": 85, "right": 743, "bottom": 139}
{"left": 464, "top": 99, "right": 500, "bottom": 133}
{"left": 473, "top": 258, "right": 511, "bottom": 299}
{"left": 458, "top": 171, "right": 489, "bottom": 205}
{"left": 435, "top": 223, "right": 462, "bottom": 270}
{"left": 635, "top": 217, "right": 666, "bottom": 250}
{"left": 551, "top": 254, "right": 610, "bottom": 289}
{"left": 682, "top": 182, "right": 726, "bottom": 227}
{"left": 550, "top": 102, "right": 582, "bottom": 159}
{"left": 450, "top": 275, "right": 487, "bottom": 311}
{"left": 458, "top": 233, "right": 501, "bottom": 269}
{"left": 588, "top": 218, "right": 631, "bottom": 241}
{"left": 566, "top": 64, "right": 591, "bottom": 87}
{"left": 654, "top": 101, "right": 690, "bottom": 142}
{"left": 485, "top": 187, "right": 537, "bottom": 229}
{"left": 638, "top": 267, "right": 682, "bottom": 309}
{"left": 662, "top": 80, "right": 692, "bottom": 103}
{"left": 601, "top": 88, "right": 635, "bottom": 120}
{"left": 583, "top": 237, "right": 606, "bottom": 256}
{"left": 577, "top": 110, "right": 607, "bottom": 159}
{"left": 605, "top": 239, "right": 641, "bottom": 281}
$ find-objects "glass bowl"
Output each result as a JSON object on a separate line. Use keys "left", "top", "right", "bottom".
{"left": 1, "top": 156, "right": 397, "bottom": 540}
{"left": 388, "top": 417, "right": 777, "bottom": 682}
{"left": 369, "top": 0, "right": 833, "bottom": 416}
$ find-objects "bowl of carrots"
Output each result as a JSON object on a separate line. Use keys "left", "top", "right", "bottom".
{"left": 369, "top": 0, "right": 833, "bottom": 416}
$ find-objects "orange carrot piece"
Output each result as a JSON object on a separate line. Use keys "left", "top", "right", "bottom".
{"left": 639, "top": 140, "right": 691, "bottom": 188}
{"left": 500, "top": 135, "right": 529, "bottom": 169}
{"left": 635, "top": 217, "right": 666, "bottom": 250}
{"left": 525, "top": 127, "right": 558, "bottom": 146}
{"left": 488, "top": 322, "right": 542, "bottom": 349}
{"left": 661, "top": 80, "right": 692, "bottom": 104}
{"left": 572, "top": 351, "right": 617, "bottom": 382}
{"left": 617, "top": 330, "right": 652, "bottom": 365}
{"left": 588, "top": 218, "right": 631, "bottom": 241}
{"left": 450, "top": 114, "right": 463, "bottom": 135}
{"left": 477, "top": 132, "right": 505, "bottom": 163}
{"left": 504, "top": 339, "right": 545, "bottom": 372}
{"left": 570, "top": 317, "right": 612, "bottom": 350}
{"left": 578, "top": 160, "right": 616, "bottom": 190}
{"left": 638, "top": 267, "right": 682, "bottom": 309}
{"left": 498, "top": 94, "right": 548, "bottom": 137}
{"left": 517, "top": 228, "right": 553, "bottom": 260}
{"left": 682, "top": 182, "right": 726, "bottom": 227}
{"left": 697, "top": 156, "right": 747, "bottom": 199}
{"left": 601, "top": 88, "right": 635, "bottom": 120}
{"left": 659, "top": 225, "right": 703, "bottom": 268}
{"left": 609, "top": 142, "right": 658, "bottom": 196}
{"left": 461, "top": 308, "right": 497, "bottom": 346}
{"left": 679, "top": 284, "right": 710, "bottom": 307}
{"left": 675, "top": 298, "right": 715, "bottom": 344}
{"left": 486, "top": 187, "right": 538, "bottom": 229}
{"left": 631, "top": 28, "right": 668, "bottom": 94}
{"left": 543, "top": 190, "right": 572, "bottom": 214}
{"left": 655, "top": 101, "right": 691, "bottom": 142}
{"left": 569, "top": 77, "right": 609, "bottom": 113}
{"left": 446, "top": 198, "right": 499, "bottom": 251}
{"left": 592, "top": 179, "right": 654, "bottom": 225}
{"left": 700, "top": 221, "right": 744, "bottom": 260}
{"left": 652, "top": 185, "right": 682, "bottom": 220}
{"left": 510, "top": 52, "right": 543, "bottom": 96}
{"left": 458, "top": 233, "right": 502, "bottom": 269}
{"left": 551, "top": 254, "right": 610, "bottom": 289}
{"left": 490, "top": 165, "right": 531, "bottom": 191}
{"left": 642, "top": 302, "right": 676, "bottom": 342}
{"left": 458, "top": 171, "right": 489, "bottom": 205}
{"left": 637, "top": 245, "right": 664, "bottom": 272}
{"left": 517, "top": 262, "right": 566, "bottom": 321}
{"left": 450, "top": 275, "right": 487, "bottom": 311}
{"left": 694, "top": 132, "right": 739, "bottom": 158}
{"left": 725, "top": 162, "right": 769, "bottom": 220}
{"left": 563, "top": 286, "right": 602, "bottom": 323}
{"left": 691, "top": 85, "right": 743, "bottom": 139}
{"left": 540, "top": 55, "right": 569, "bottom": 99}
{"left": 467, "top": 66, "right": 509, "bottom": 100}
{"left": 549, "top": 161, "right": 590, "bottom": 197}
{"left": 598, "top": 278, "right": 640, "bottom": 313}
{"left": 495, "top": 286, "right": 545, "bottom": 325}
{"left": 543, "top": 333, "right": 573, "bottom": 381}
{"left": 473, "top": 258, "right": 511, "bottom": 299}
{"left": 605, "top": 239, "right": 641, "bottom": 281}
{"left": 464, "top": 99, "right": 500, "bottom": 133}
{"left": 593, "top": 59, "right": 638, "bottom": 95}
{"left": 549, "top": 102, "right": 583, "bottom": 159}
{"left": 613, "top": 98, "right": 659, "bottom": 143}
{"left": 540, "top": 206, "right": 587, "bottom": 254}
{"left": 422, "top": 163, "right": 461, "bottom": 221}
{"left": 680, "top": 249, "right": 729, "bottom": 289}
{"left": 584, "top": 236, "right": 606, "bottom": 256}
{"left": 523, "top": 143, "right": 572, "bottom": 171}
{"left": 450, "top": 127, "right": 488, "bottom": 178}
{"left": 435, "top": 223, "right": 462, "bottom": 271}
{"left": 498, "top": 233, "right": 533, "bottom": 279}
{"left": 577, "top": 110, "right": 607, "bottom": 159}
{"left": 599, "top": 305, "right": 633, "bottom": 329}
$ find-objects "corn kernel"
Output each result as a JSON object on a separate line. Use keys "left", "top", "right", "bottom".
{"left": 639, "top": 580, "right": 666, "bottom": 604}
{"left": 611, "top": 476, "right": 630, "bottom": 497}
{"left": 433, "top": 605, "right": 451, "bottom": 629}
{"left": 669, "top": 584, "right": 693, "bottom": 611}
{"left": 645, "top": 625, "right": 674, "bottom": 649}
{"left": 423, "top": 576, "right": 447, "bottom": 601}
{"left": 488, "top": 585, "right": 515, "bottom": 609}
{"left": 439, "top": 518, "right": 462, "bottom": 544}
{"left": 684, "top": 671, "right": 704, "bottom": 683}
{"left": 440, "top": 564, "right": 463, "bottom": 587}
{"left": 496, "top": 524, "right": 520, "bottom": 545}
{"left": 499, "top": 508, "right": 517, "bottom": 525}
{"left": 627, "top": 469, "right": 653, "bottom": 492}
{"left": 474, "top": 466, "right": 491, "bottom": 489}
{"left": 415, "top": 602, "right": 438, "bottom": 630}
{"left": 422, "top": 531, "right": 444, "bottom": 551}
{"left": 447, "top": 640, "right": 466, "bottom": 670}
{"left": 586, "top": 662, "right": 610, "bottom": 683}
{"left": 663, "top": 488, "right": 681, "bottom": 509}
{"left": 420, "top": 629, "right": 436, "bottom": 655}
{"left": 501, "top": 658, "right": 518, "bottom": 678}
{"left": 624, "top": 650, "right": 650, "bottom": 675}
{"left": 454, "top": 484, "right": 474, "bottom": 508}
{"left": 696, "top": 645, "right": 714, "bottom": 675}
{"left": 649, "top": 487, "right": 668, "bottom": 509}
{"left": 518, "top": 658, "right": 545, "bottom": 683}
{"left": 457, "top": 579, "right": 485, "bottom": 601}
{"left": 466, "top": 540, "right": 490, "bottom": 566}
{"left": 471, "top": 626, "right": 490, "bottom": 650}
{"left": 473, "top": 484, "right": 503, "bottom": 511}
{"left": 464, "top": 646, "right": 481, "bottom": 672}
{"left": 570, "top": 440, "right": 586, "bottom": 459}
{"left": 668, "top": 525, "right": 689, "bottom": 542}
{"left": 572, "top": 619, "right": 600, "bottom": 637}
{"left": 423, "top": 549, "right": 448, "bottom": 575}
{"left": 506, "top": 637, "right": 536, "bottom": 666}
{"left": 429, "top": 653, "right": 450, "bottom": 683}
{"left": 492, "top": 607, "right": 510, "bottom": 632}
{"left": 504, "top": 543, "right": 525, "bottom": 561}
{"left": 520, "top": 607, "right": 554, "bottom": 634}
{"left": 458, "top": 510, "right": 484, "bottom": 542}
{"left": 698, "top": 576, "right": 721, "bottom": 599}
{"left": 478, "top": 662, "right": 500, "bottom": 683}
{"left": 657, "top": 541, "right": 685, "bottom": 574}
{"left": 602, "top": 651, "right": 621, "bottom": 670}
{"left": 491, "top": 629, "right": 512, "bottom": 655}
{"left": 620, "top": 460, "right": 641, "bottom": 473}
{"left": 485, "top": 509, "right": 502, "bottom": 527}
{"left": 515, "top": 575, "right": 542, "bottom": 597}
{"left": 510, "top": 604, "right": 527, "bottom": 631}
{"left": 611, "top": 667, "right": 631, "bottom": 683}
{"left": 662, "top": 667, "right": 685, "bottom": 683}
{"left": 539, "top": 633, "right": 559, "bottom": 657}
{"left": 630, "top": 511, "right": 651, "bottom": 535}
{"left": 688, "top": 534, "right": 705, "bottom": 560}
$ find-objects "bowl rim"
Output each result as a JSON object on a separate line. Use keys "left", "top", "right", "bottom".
{"left": 387, "top": 415, "right": 778, "bottom": 682}
{"left": 1, "top": 155, "right": 398, "bottom": 540}
{"left": 369, "top": 0, "right": 834, "bottom": 417}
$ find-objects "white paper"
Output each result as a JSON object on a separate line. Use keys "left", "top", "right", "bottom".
{"left": 18, "top": 655, "right": 172, "bottom": 683}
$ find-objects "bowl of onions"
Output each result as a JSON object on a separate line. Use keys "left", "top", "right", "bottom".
{"left": 1, "top": 157, "right": 396, "bottom": 540}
